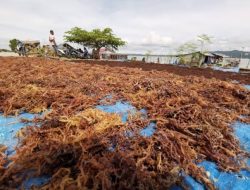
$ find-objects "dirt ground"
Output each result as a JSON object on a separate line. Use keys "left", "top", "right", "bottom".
{"left": 80, "top": 60, "right": 250, "bottom": 85}
{"left": 0, "top": 52, "right": 19, "bottom": 57}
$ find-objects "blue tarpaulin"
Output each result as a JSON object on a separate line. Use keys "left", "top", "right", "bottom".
{"left": 96, "top": 100, "right": 156, "bottom": 136}
{"left": 0, "top": 113, "right": 37, "bottom": 155}
{"left": 212, "top": 67, "right": 240, "bottom": 73}
{"left": 1, "top": 91, "right": 250, "bottom": 189}
{"left": 98, "top": 100, "right": 250, "bottom": 190}
{"left": 96, "top": 101, "right": 138, "bottom": 123}
{"left": 245, "top": 85, "right": 250, "bottom": 90}
{"left": 0, "top": 112, "right": 50, "bottom": 189}
{"left": 172, "top": 121, "right": 250, "bottom": 190}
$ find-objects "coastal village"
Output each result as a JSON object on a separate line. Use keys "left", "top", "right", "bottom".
{"left": 1, "top": 39, "right": 250, "bottom": 73}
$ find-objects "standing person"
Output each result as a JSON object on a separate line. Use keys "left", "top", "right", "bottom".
{"left": 49, "top": 30, "right": 58, "bottom": 55}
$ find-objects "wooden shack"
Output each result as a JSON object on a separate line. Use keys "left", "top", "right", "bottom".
{"left": 177, "top": 51, "right": 219, "bottom": 67}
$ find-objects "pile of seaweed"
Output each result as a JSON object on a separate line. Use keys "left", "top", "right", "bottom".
{"left": 0, "top": 57, "right": 249, "bottom": 190}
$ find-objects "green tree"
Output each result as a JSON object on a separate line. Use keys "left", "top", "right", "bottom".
{"left": 9, "top": 39, "right": 19, "bottom": 52}
{"left": 177, "top": 42, "right": 198, "bottom": 54}
{"left": 197, "top": 34, "right": 213, "bottom": 52}
{"left": 64, "top": 27, "right": 126, "bottom": 51}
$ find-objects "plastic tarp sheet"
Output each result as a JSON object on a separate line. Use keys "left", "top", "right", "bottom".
{"left": 178, "top": 121, "right": 250, "bottom": 190}
{"left": 173, "top": 83, "right": 250, "bottom": 189}
{"left": 245, "top": 85, "right": 250, "bottom": 90}
{"left": 96, "top": 100, "right": 156, "bottom": 136}
{"left": 0, "top": 112, "right": 50, "bottom": 189}
{"left": 212, "top": 66, "right": 240, "bottom": 73}
{"left": 0, "top": 89, "right": 249, "bottom": 189}
{"left": 97, "top": 98, "right": 250, "bottom": 190}
{"left": 0, "top": 113, "right": 38, "bottom": 155}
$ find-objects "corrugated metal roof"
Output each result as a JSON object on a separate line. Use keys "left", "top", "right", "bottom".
{"left": 201, "top": 52, "right": 215, "bottom": 57}
{"left": 212, "top": 53, "right": 229, "bottom": 58}
{"left": 177, "top": 51, "right": 215, "bottom": 57}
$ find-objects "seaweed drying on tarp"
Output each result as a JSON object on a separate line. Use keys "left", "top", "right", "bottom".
{"left": 0, "top": 57, "right": 249, "bottom": 190}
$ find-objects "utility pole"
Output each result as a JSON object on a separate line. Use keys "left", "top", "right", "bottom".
{"left": 240, "top": 47, "right": 245, "bottom": 60}
{"left": 240, "top": 47, "right": 245, "bottom": 67}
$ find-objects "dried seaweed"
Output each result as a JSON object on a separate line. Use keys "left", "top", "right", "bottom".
{"left": 0, "top": 145, "right": 7, "bottom": 173}
{"left": 0, "top": 57, "right": 249, "bottom": 190}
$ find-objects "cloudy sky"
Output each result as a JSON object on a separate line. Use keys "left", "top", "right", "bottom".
{"left": 0, "top": 0, "right": 250, "bottom": 54}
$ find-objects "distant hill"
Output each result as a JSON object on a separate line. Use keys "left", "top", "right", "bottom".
{"left": 214, "top": 50, "right": 250, "bottom": 59}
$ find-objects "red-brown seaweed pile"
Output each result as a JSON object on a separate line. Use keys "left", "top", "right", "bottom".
{"left": 0, "top": 57, "right": 250, "bottom": 190}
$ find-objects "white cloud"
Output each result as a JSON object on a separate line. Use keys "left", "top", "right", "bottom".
{"left": 0, "top": 0, "right": 250, "bottom": 53}
{"left": 142, "top": 32, "right": 173, "bottom": 45}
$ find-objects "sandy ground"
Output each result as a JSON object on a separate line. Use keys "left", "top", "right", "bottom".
{"left": 0, "top": 52, "right": 19, "bottom": 57}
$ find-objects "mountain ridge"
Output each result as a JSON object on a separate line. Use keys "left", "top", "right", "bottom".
{"left": 214, "top": 50, "right": 250, "bottom": 59}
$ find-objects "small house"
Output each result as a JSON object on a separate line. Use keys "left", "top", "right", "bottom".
{"left": 239, "top": 58, "right": 250, "bottom": 72}
{"left": 177, "top": 51, "right": 221, "bottom": 67}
